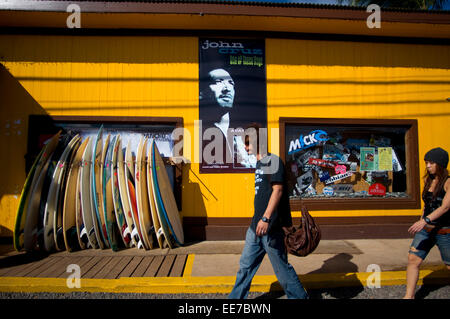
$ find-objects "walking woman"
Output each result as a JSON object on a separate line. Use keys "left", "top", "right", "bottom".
{"left": 404, "top": 147, "right": 450, "bottom": 299}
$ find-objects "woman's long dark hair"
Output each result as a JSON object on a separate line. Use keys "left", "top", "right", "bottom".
{"left": 422, "top": 163, "right": 449, "bottom": 199}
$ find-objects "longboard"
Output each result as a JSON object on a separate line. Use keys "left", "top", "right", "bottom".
{"left": 37, "top": 133, "right": 74, "bottom": 251}
{"left": 98, "top": 133, "right": 111, "bottom": 246}
{"left": 111, "top": 135, "right": 131, "bottom": 248}
{"left": 24, "top": 132, "right": 68, "bottom": 252}
{"left": 151, "top": 140, "right": 184, "bottom": 247}
{"left": 13, "top": 147, "right": 46, "bottom": 251}
{"left": 103, "top": 135, "right": 120, "bottom": 251}
{"left": 54, "top": 135, "right": 81, "bottom": 251}
{"left": 117, "top": 138, "right": 140, "bottom": 248}
{"left": 43, "top": 134, "right": 81, "bottom": 252}
{"left": 125, "top": 140, "right": 144, "bottom": 249}
{"left": 63, "top": 137, "right": 89, "bottom": 252}
{"left": 91, "top": 126, "right": 108, "bottom": 249}
{"left": 136, "top": 137, "right": 154, "bottom": 250}
{"left": 76, "top": 151, "right": 88, "bottom": 250}
{"left": 80, "top": 137, "right": 99, "bottom": 249}
{"left": 147, "top": 141, "right": 165, "bottom": 249}
{"left": 15, "top": 131, "right": 61, "bottom": 251}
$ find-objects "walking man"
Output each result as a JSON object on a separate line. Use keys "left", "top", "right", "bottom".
{"left": 228, "top": 124, "right": 309, "bottom": 299}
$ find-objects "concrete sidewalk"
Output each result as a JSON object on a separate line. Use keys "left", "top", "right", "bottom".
{"left": 0, "top": 238, "right": 449, "bottom": 295}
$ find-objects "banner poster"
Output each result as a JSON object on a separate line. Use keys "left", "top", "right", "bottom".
{"left": 378, "top": 147, "right": 393, "bottom": 171}
{"left": 360, "top": 147, "right": 376, "bottom": 171}
{"left": 199, "top": 38, "right": 267, "bottom": 173}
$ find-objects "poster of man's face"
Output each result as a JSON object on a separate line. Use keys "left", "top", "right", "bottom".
{"left": 199, "top": 38, "right": 267, "bottom": 173}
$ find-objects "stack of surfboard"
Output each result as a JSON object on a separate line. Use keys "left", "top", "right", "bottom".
{"left": 13, "top": 126, "right": 184, "bottom": 253}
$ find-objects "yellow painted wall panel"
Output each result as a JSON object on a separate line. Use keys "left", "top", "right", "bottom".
{"left": 1, "top": 34, "right": 450, "bottom": 236}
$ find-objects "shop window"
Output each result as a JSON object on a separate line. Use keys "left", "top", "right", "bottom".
{"left": 279, "top": 118, "right": 420, "bottom": 211}
{"left": 26, "top": 115, "right": 184, "bottom": 209}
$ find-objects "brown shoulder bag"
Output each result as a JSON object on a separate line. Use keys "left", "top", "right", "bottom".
{"left": 283, "top": 203, "right": 321, "bottom": 257}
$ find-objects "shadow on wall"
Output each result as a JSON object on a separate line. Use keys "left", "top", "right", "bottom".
{"left": 0, "top": 63, "right": 48, "bottom": 237}
{"left": 182, "top": 164, "right": 210, "bottom": 241}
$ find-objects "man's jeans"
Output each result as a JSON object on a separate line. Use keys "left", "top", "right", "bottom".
{"left": 228, "top": 227, "right": 309, "bottom": 299}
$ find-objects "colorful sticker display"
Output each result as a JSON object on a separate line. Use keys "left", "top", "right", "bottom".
{"left": 286, "top": 127, "right": 407, "bottom": 199}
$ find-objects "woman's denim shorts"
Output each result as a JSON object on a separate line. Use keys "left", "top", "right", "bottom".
{"left": 409, "top": 228, "right": 450, "bottom": 265}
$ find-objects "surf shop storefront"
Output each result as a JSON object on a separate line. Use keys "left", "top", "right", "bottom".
{"left": 1, "top": 1, "right": 450, "bottom": 248}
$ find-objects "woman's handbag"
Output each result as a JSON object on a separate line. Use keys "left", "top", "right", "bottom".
{"left": 283, "top": 203, "right": 321, "bottom": 257}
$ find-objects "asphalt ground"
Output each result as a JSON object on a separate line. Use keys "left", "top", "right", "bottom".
{"left": 1, "top": 283, "right": 449, "bottom": 299}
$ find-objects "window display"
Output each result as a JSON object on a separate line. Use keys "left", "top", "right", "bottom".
{"left": 280, "top": 118, "right": 420, "bottom": 210}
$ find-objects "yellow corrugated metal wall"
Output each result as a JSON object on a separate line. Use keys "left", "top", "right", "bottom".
{"left": 1, "top": 34, "right": 449, "bottom": 236}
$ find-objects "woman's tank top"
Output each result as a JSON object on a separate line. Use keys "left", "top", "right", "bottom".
{"left": 423, "top": 176, "right": 450, "bottom": 227}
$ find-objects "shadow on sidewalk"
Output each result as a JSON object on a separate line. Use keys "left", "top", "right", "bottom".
{"left": 255, "top": 253, "right": 365, "bottom": 299}
{"left": 306, "top": 253, "right": 365, "bottom": 299}
{"left": 415, "top": 266, "right": 450, "bottom": 299}
{"left": 0, "top": 250, "right": 49, "bottom": 272}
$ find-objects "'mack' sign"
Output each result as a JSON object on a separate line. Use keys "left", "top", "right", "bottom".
{"left": 288, "top": 130, "right": 329, "bottom": 155}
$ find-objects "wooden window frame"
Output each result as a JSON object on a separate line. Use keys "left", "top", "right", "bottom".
{"left": 279, "top": 117, "right": 421, "bottom": 211}
{"left": 27, "top": 115, "right": 184, "bottom": 210}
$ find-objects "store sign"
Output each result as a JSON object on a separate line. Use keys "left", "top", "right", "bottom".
{"left": 369, "top": 183, "right": 386, "bottom": 196}
{"left": 324, "top": 171, "right": 353, "bottom": 185}
{"left": 288, "top": 130, "right": 329, "bottom": 155}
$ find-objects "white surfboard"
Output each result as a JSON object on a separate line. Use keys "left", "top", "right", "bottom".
{"left": 151, "top": 140, "right": 184, "bottom": 246}
{"left": 136, "top": 137, "right": 154, "bottom": 250}
{"left": 111, "top": 135, "right": 131, "bottom": 248}
{"left": 117, "top": 138, "right": 140, "bottom": 248}
{"left": 63, "top": 137, "right": 89, "bottom": 252}
{"left": 43, "top": 134, "right": 80, "bottom": 252}
{"left": 80, "top": 137, "right": 99, "bottom": 249}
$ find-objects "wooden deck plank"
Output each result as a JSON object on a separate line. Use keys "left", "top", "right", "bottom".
{"left": 116, "top": 256, "right": 144, "bottom": 278}
{"left": 143, "top": 255, "right": 164, "bottom": 277}
{"left": 80, "top": 256, "right": 104, "bottom": 278}
{"left": 156, "top": 255, "right": 175, "bottom": 277}
{"left": 104, "top": 256, "right": 133, "bottom": 279}
{"left": 0, "top": 255, "right": 45, "bottom": 277}
{"left": 94, "top": 256, "right": 125, "bottom": 279}
{"left": 131, "top": 256, "right": 154, "bottom": 277}
{"left": 57, "top": 256, "right": 94, "bottom": 278}
{"left": 25, "top": 257, "right": 62, "bottom": 277}
{"left": 40, "top": 257, "right": 72, "bottom": 278}
{"left": 169, "top": 254, "right": 187, "bottom": 277}
{"left": 84, "top": 257, "right": 114, "bottom": 278}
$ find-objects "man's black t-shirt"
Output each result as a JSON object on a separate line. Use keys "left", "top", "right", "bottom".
{"left": 250, "top": 153, "right": 292, "bottom": 235}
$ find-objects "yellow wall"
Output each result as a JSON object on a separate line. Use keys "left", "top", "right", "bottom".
{"left": 1, "top": 34, "right": 449, "bottom": 236}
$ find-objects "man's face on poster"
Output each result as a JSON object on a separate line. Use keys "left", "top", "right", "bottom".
{"left": 208, "top": 68, "right": 235, "bottom": 109}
